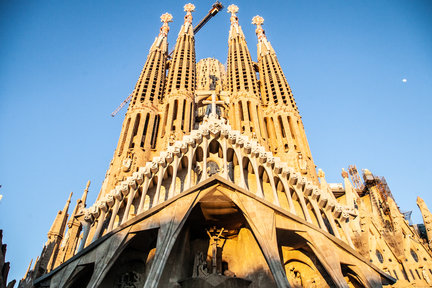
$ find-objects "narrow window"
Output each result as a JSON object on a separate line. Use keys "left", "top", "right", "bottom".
{"left": 129, "top": 114, "right": 141, "bottom": 148}
{"left": 239, "top": 101, "right": 244, "bottom": 121}
{"left": 162, "top": 104, "right": 169, "bottom": 137}
{"left": 140, "top": 113, "right": 150, "bottom": 148}
{"left": 288, "top": 116, "right": 296, "bottom": 139}
{"left": 181, "top": 99, "right": 186, "bottom": 130}
{"left": 151, "top": 115, "right": 160, "bottom": 149}
{"left": 119, "top": 118, "right": 131, "bottom": 155}
{"left": 172, "top": 100, "right": 178, "bottom": 131}
{"left": 278, "top": 116, "right": 286, "bottom": 138}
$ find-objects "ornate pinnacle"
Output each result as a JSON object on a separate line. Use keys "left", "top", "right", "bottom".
{"left": 159, "top": 12, "right": 173, "bottom": 37}
{"left": 227, "top": 4, "right": 239, "bottom": 24}
{"left": 341, "top": 168, "right": 349, "bottom": 178}
{"left": 184, "top": 3, "right": 195, "bottom": 24}
{"left": 252, "top": 15, "right": 266, "bottom": 40}
{"left": 160, "top": 12, "right": 173, "bottom": 24}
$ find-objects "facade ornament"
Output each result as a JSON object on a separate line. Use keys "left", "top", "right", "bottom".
{"left": 122, "top": 157, "right": 132, "bottom": 172}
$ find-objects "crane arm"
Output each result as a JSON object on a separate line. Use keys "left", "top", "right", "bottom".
{"left": 193, "top": 2, "right": 223, "bottom": 34}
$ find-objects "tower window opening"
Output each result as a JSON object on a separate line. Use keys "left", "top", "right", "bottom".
{"left": 172, "top": 100, "right": 178, "bottom": 131}
{"left": 288, "top": 116, "right": 296, "bottom": 140}
{"left": 129, "top": 114, "right": 141, "bottom": 148}
{"left": 151, "top": 115, "right": 160, "bottom": 149}
{"left": 119, "top": 117, "right": 131, "bottom": 155}
{"left": 181, "top": 100, "right": 186, "bottom": 130}
{"left": 140, "top": 114, "right": 150, "bottom": 148}
{"left": 239, "top": 101, "right": 244, "bottom": 121}
{"left": 162, "top": 104, "right": 169, "bottom": 137}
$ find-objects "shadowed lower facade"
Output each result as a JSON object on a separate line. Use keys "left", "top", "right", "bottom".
{"left": 18, "top": 3, "right": 432, "bottom": 288}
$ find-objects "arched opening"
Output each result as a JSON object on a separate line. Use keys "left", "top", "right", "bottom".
{"left": 277, "top": 229, "right": 335, "bottom": 287}
{"left": 98, "top": 229, "right": 158, "bottom": 287}
{"left": 258, "top": 166, "right": 274, "bottom": 203}
{"left": 208, "top": 139, "right": 222, "bottom": 158}
{"left": 341, "top": 264, "right": 366, "bottom": 288}
{"left": 226, "top": 148, "right": 236, "bottom": 183}
{"left": 242, "top": 157, "right": 258, "bottom": 193}
{"left": 290, "top": 188, "right": 306, "bottom": 220}
{"left": 157, "top": 191, "right": 275, "bottom": 287}
{"left": 304, "top": 199, "right": 320, "bottom": 228}
{"left": 275, "top": 177, "right": 290, "bottom": 211}
{"left": 321, "top": 210, "right": 335, "bottom": 236}
{"left": 64, "top": 263, "right": 95, "bottom": 288}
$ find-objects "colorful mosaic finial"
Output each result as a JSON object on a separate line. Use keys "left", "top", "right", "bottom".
{"left": 227, "top": 4, "right": 239, "bottom": 25}
{"left": 159, "top": 13, "right": 173, "bottom": 37}
{"left": 252, "top": 15, "right": 266, "bottom": 40}
{"left": 184, "top": 3, "right": 195, "bottom": 24}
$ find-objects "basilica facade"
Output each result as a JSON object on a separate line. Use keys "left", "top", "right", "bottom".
{"left": 19, "top": 4, "right": 432, "bottom": 288}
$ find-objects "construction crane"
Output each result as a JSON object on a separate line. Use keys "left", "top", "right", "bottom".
{"left": 111, "top": 2, "right": 224, "bottom": 117}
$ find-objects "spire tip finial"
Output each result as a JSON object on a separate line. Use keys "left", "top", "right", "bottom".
{"left": 252, "top": 15, "right": 264, "bottom": 26}
{"left": 160, "top": 12, "right": 173, "bottom": 24}
{"left": 184, "top": 3, "right": 195, "bottom": 13}
{"left": 252, "top": 15, "right": 266, "bottom": 41}
{"left": 183, "top": 3, "right": 195, "bottom": 25}
{"left": 227, "top": 4, "right": 239, "bottom": 24}
{"left": 159, "top": 12, "right": 173, "bottom": 37}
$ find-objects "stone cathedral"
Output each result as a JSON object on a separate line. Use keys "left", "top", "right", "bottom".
{"left": 18, "top": 3, "right": 432, "bottom": 288}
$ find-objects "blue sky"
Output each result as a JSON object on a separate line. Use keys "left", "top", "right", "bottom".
{"left": 1, "top": 0, "right": 431, "bottom": 282}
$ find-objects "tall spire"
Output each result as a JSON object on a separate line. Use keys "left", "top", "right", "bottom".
{"left": 417, "top": 197, "right": 432, "bottom": 249}
{"left": 253, "top": 15, "right": 317, "bottom": 183}
{"left": 101, "top": 13, "right": 173, "bottom": 197}
{"left": 226, "top": 5, "right": 267, "bottom": 145}
{"left": 42, "top": 192, "right": 72, "bottom": 272}
{"left": 162, "top": 3, "right": 196, "bottom": 144}
{"left": 129, "top": 12, "right": 172, "bottom": 107}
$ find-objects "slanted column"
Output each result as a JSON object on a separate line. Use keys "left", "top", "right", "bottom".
{"left": 92, "top": 202, "right": 108, "bottom": 242}
{"left": 185, "top": 145, "right": 194, "bottom": 189}
{"left": 107, "top": 189, "right": 122, "bottom": 232}
{"left": 78, "top": 213, "right": 93, "bottom": 252}
{"left": 138, "top": 175, "right": 151, "bottom": 214}
{"left": 169, "top": 155, "right": 181, "bottom": 198}
{"left": 201, "top": 136, "right": 209, "bottom": 182}
{"left": 122, "top": 177, "right": 138, "bottom": 224}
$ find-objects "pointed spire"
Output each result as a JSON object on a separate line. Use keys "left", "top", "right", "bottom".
{"left": 63, "top": 192, "right": 72, "bottom": 213}
{"left": 48, "top": 192, "right": 72, "bottom": 238}
{"left": 417, "top": 197, "right": 432, "bottom": 247}
{"left": 227, "top": 4, "right": 239, "bottom": 25}
{"left": 23, "top": 258, "right": 33, "bottom": 279}
{"left": 342, "top": 168, "right": 358, "bottom": 208}
{"left": 152, "top": 12, "right": 173, "bottom": 50}
{"left": 81, "top": 180, "right": 90, "bottom": 208}
{"left": 181, "top": 3, "right": 195, "bottom": 35}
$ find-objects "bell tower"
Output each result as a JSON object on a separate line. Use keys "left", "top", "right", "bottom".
{"left": 226, "top": 5, "right": 267, "bottom": 146}
{"left": 161, "top": 3, "right": 197, "bottom": 145}
{"left": 100, "top": 13, "right": 172, "bottom": 197}
{"left": 252, "top": 15, "right": 317, "bottom": 182}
